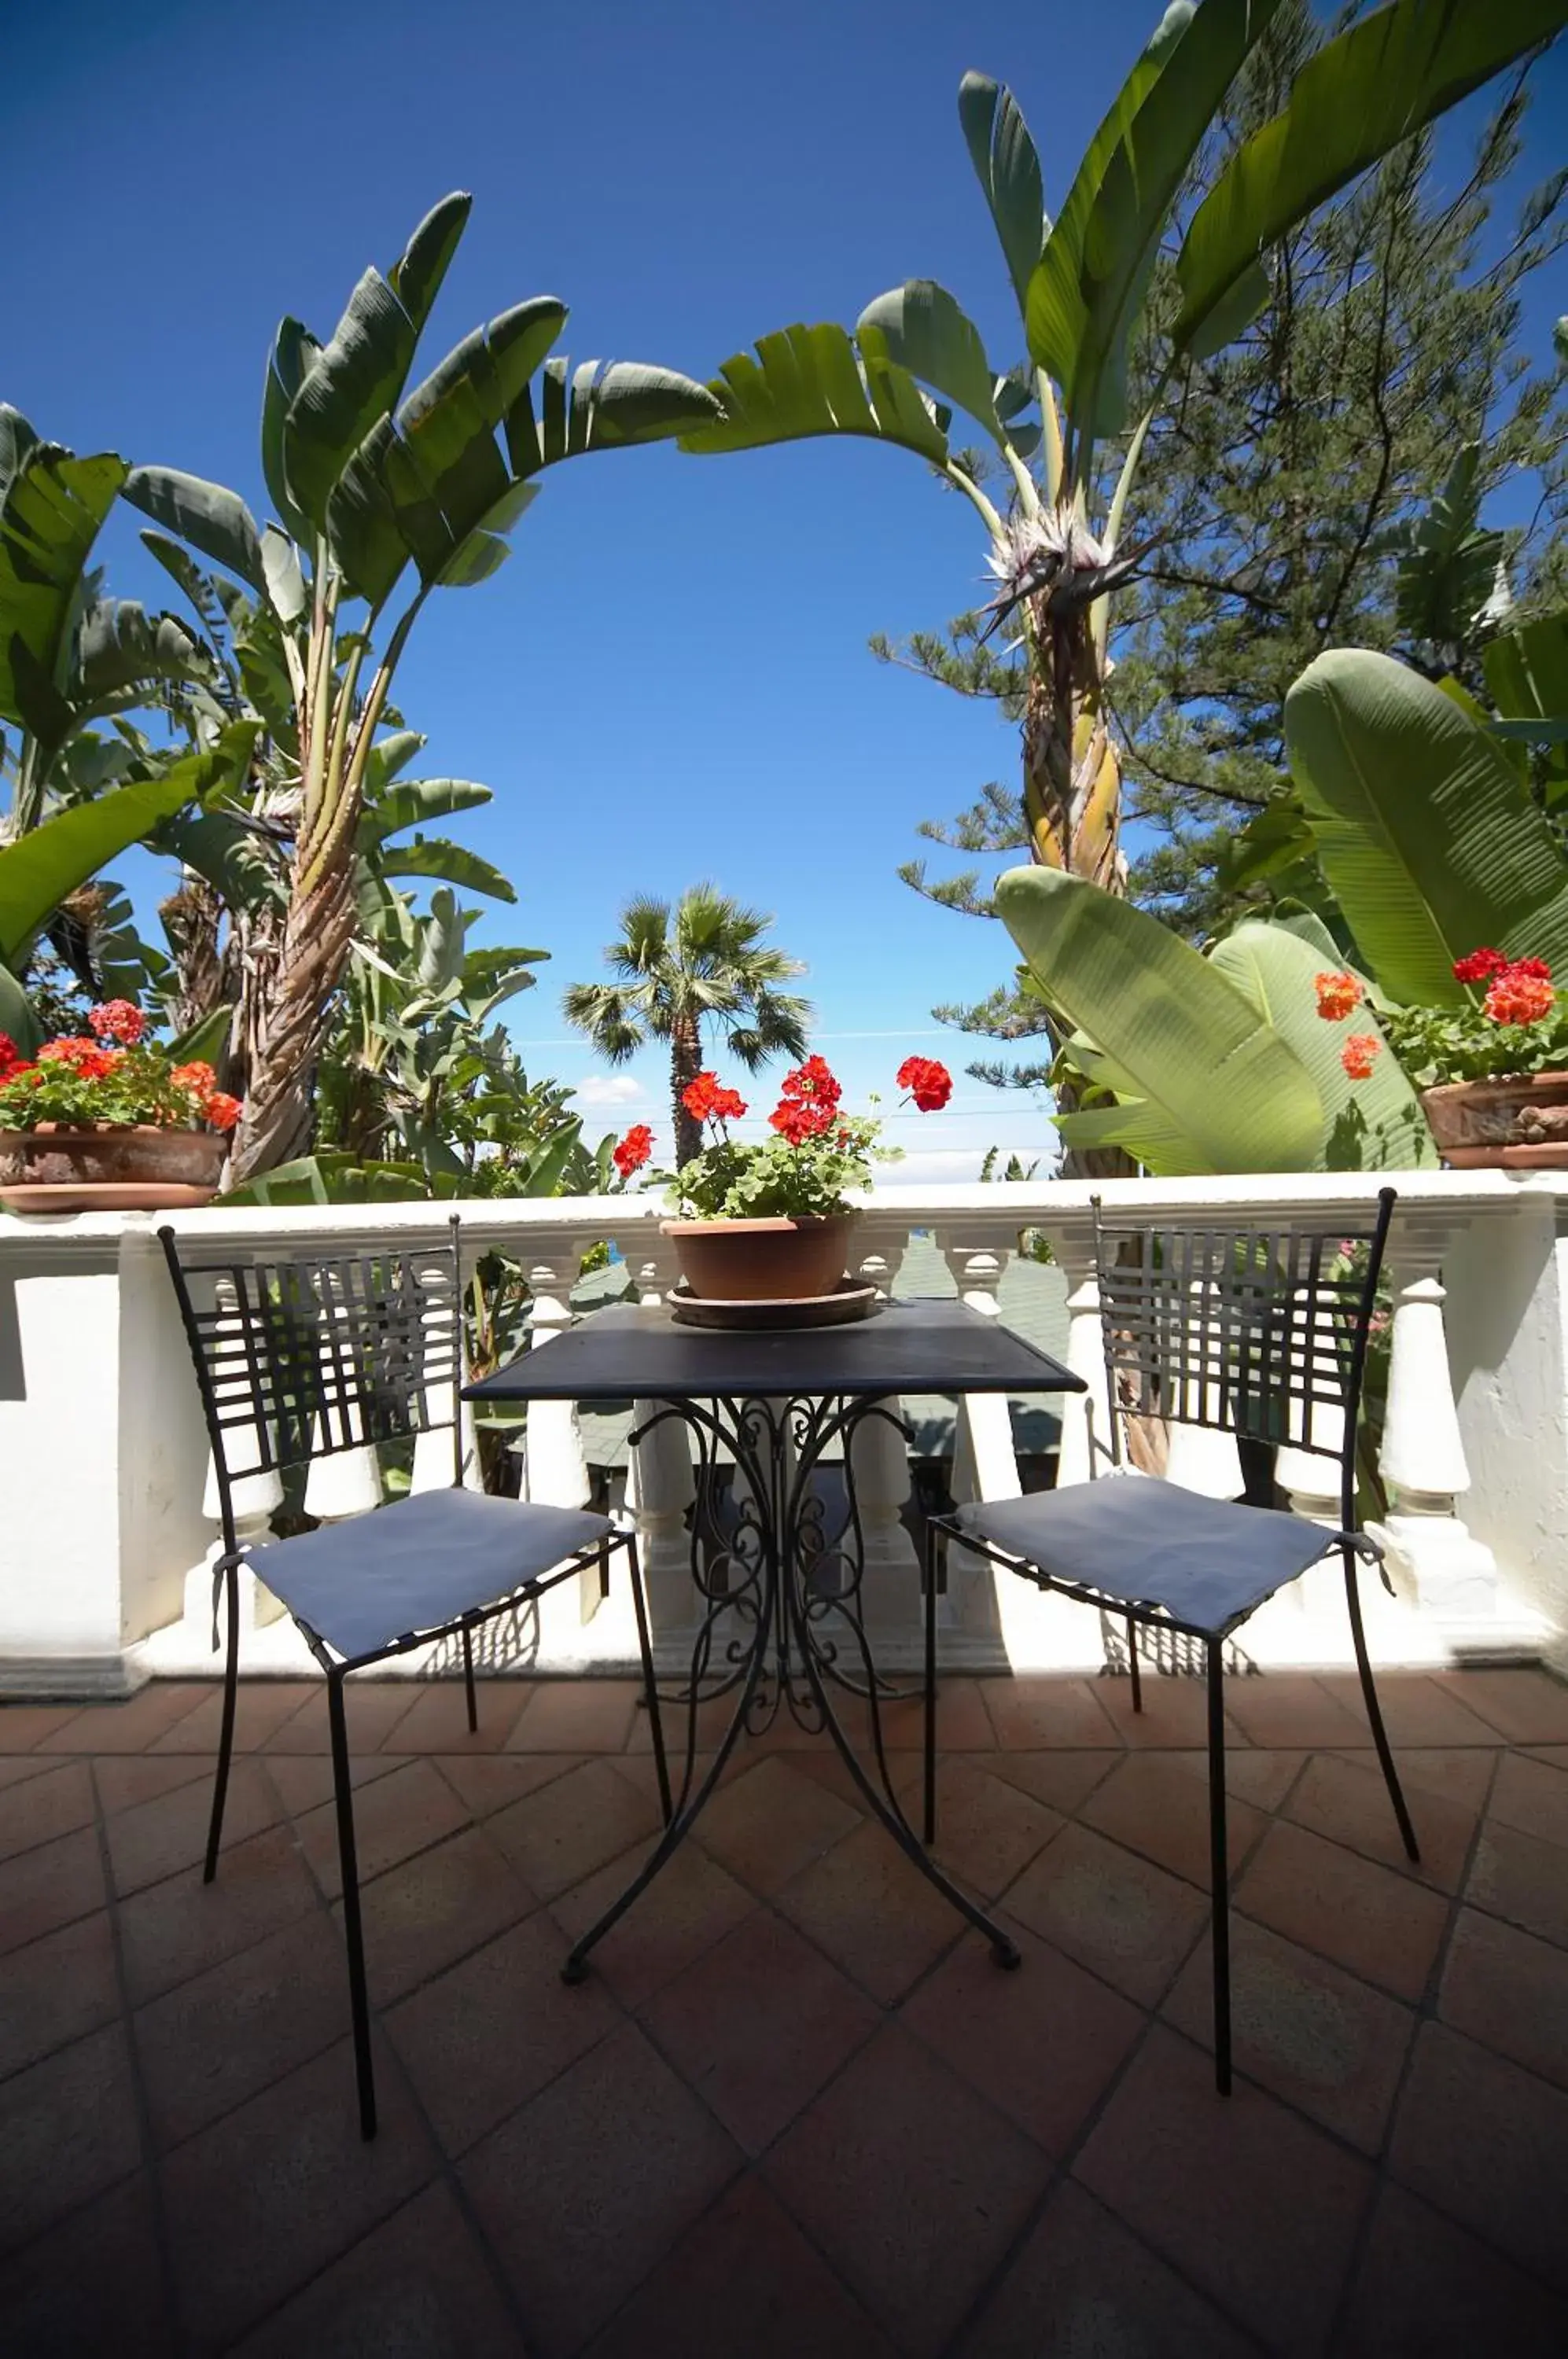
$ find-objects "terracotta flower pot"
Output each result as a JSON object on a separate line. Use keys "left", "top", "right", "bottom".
{"left": 1419, "top": 1071, "right": 1568, "bottom": 1169}
{"left": 661, "top": 1213, "right": 859, "bottom": 1302}
{"left": 0, "top": 1124, "right": 228, "bottom": 1213}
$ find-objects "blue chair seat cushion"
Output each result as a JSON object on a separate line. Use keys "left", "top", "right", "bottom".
{"left": 954, "top": 1474, "right": 1344, "bottom": 1637}
{"left": 245, "top": 1488, "right": 614, "bottom": 1663}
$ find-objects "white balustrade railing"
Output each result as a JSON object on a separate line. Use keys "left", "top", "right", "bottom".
{"left": 1, "top": 1171, "right": 1563, "bottom": 1695}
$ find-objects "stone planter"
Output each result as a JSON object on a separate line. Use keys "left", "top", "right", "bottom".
{"left": 1420, "top": 1071, "right": 1568, "bottom": 1169}
{"left": 0, "top": 1124, "right": 228, "bottom": 1213}
{"left": 660, "top": 1213, "right": 859, "bottom": 1302}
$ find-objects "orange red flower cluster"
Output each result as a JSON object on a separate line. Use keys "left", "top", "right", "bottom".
{"left": 681, "top": 1070, "right": 749, "bottom": 1125}
{"left": 1340, "top": 1035, "right": 1381, "bottom": 1082}
{"left": 612, "top": 1123, "right": 653, "bottom": 1180}
{"left": 1313, "top": 970, "right": 1361, "bottom": 1022}
{"left": 767, "top": 1054, "right": 843, "bottom": 1145}
{"left": 896, "top": 1054, "right": 953, "bottom": 1111}
{"left": 0, "top": 1013, "right": 241, "bottom": 1132}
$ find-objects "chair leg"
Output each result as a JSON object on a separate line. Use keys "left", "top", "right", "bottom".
{"left": 1127, "top": 1614, "right": 1143, "bottom": 1713}
{"left": 923, "top": 1522, "right": 940, "bottom": 1846}
{"left": 204, "top": 1557, "right": 241, "bottom": 1884}
{"left": 462, "top": 1623, "right": 478, "bottom": 1735}
{"left": 1343, "top": 1548, "right": 1421, "bottom": 1863}
{"left": 326, "top": 1669, "right": 377, "bottom": 2141}
{"left": 624, "top": 1536, "right": 672, "bottom": 1828}
{"left": 1207, "top": 1637, "right": 1232, "bottom": 2097}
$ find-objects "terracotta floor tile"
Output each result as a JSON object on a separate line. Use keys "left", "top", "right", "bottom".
{"left": 981, "top": 1675, "right": 1121, "bottom": 1750}
{"left": 1235, "top": 1816, "right": 1450, "bottom": 2002}
{"left": 1089, "top": 1672, "right": 1219, "bottom": 1749}
{"left": 781, "top": 1743, "right": 882, "bottom": 1810}
{"left": 459, "top": 2020, "right": 741, "bottom": 2357}
{"left": 134, "top": 1910, "right": 352, "bottom": 2147}
{"left": 386, "top": 1911, "right": 620, "bottom": 2155}
{"left": 639, "top": 1906, "right": 879, "bottom": 2154}
{"left": 376, "top": 1680, "right": 531, "bottom": 1754}
{"left": 487, "top": 1757, "right": 661, "bottom": 1901}
{"left": 689, "top": 1754, "right": 859, "bottom": 1896}
{"left": 1467, "top": 1815, "right": 1568, "bottom": 1949}
{"left": 1168, "top": 1741, "right": 1310, "bottom": 1813}
{"left": 623, "top": 1686, "right": 736, "bottom": 1755}
{"left": 1286, "top": 1747, "right": 1485, "bottom": 1892}
{"left": 0, "top": 1760, "right": 94, "bottom": 1864}
{"left": 36, "top": 1681, "right": 209, "bottom": 1754}
{"left": 263, "top": 1746, "right": 408, "bottom": 1816}
{"left": 105, "top": 1757, "right": 282, "bottom": 1897}
{"left": 1445, "top": 1668, "right": 1568, "bottom": 1745}
{"left": 160, "top": 2033, "right": 436, "bottom": 2356}
{"left": 1317, "top": 1671, "right": 1505, "bottom": 1747}
{"left": 1163, "top": 1916, "right": 1415, "bottom": 2152}
{"left": 0, "top": 1752, "right": 62, "bottom": 1790}
{"left": 1079, "top": 1752, "right": 1269, "bottom": 1889}
{"left": 1440, "top": 1905, "right": 1568, "bottom": 2092}
{"left": 764, "top": 2023, "right": 1050, "bottom": 2359}
{"left": 1389, "top": 2021, "right": 1568, "bottom": 2291}
{"left": 0, "top": 1703, "right": 84, "bottom": 1752}
{"left": 117, "top": 1823, "right": 318, "bottom": 2006}
{"left": 1073, "top": 2022, "right": 1374, "bottom": 2355}
{"left": 774, "top": 1816, "right": 971, "bottom": 2004}
{"left": 94, "top": 1751, "right": 211, "bottom": 1815}
{"left": 981, "top": 1746, "right": 1121, "bottom": 1817}
{"left": 263, "top": 1680, "right": 421, "bottom": 1754}
{"left": 958, "top": 2178, "right": 1260, "bottom": 2359}
{"left": 149, "top": 1680, "right": 318, "bottom": 1754}
{"left": 0, "top": 1909, "right": 119, "bottom": 2081}
{"left": 1489, "top": 1748, "right": 1568, "bottom": 1851}
{"left": 432, "top": 1750, "right": 582, "bottom": 1819}
{"left": 867, "top": 1674, "right": 997, "bottom": 1751}
{"left": 1223, "top": 1674, "right": 1378, "bottom": 1750}
{"left": 551, "top": 1838, "right": 756, "bottom": 2009}
{"left": 506, "top": 1677, "right": 640, "bottom": 1753}
{"left": 341, "top": 1824, "right": 536, "bottom": 2006}
{"left": 922, "top": 1758, "right": 1064, "bottom": 1898}
{"left": 583, "top": 2174, "right": 896, "bottom": 2359}
{"left": 0, "top": 2022, "right": 142, "bottom": 2257}
{"left": 1002, "top": 1820, "right": 1209, "bottom": 2006}
{"left": 1339, "top": 2181, "right": 1568, "bottom": 2358}
{"left": 294, "top": 1758, "right": 469, "bottom": 1898}
{"left": 0, "top": 1824, "right": 105, "bottom": 1956}
{"left": 0, "top": 2173, "right": 173, "bottom": 2359}
{"left": 904, "top": 1910, "right": 1143, "bottom": 2158}
{"left": 226, "top": 2180, "right": 525, "bottom": 2359}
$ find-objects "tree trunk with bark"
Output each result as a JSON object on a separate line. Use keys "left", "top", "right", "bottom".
{"left": 669, "top": 1011, "right": 705, "bottom": 1169}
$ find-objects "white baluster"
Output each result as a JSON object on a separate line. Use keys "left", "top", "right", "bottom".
{"left": 1371, "top": 1220, "right": 1498, "bottom": 1628}
{"left": 303, "top": 1261, "right": 383, "bottom": 1524}
{"left": 617, "top": 1232, "right": 697, "bottom": 1636}
{"left": 519, "top": 1248, "right": 598, "bottom": 1640}
{"left": 410, "top": 1247, "right": 483, "bottom": 1496}
{"left": 845, "top": 1241, "right": 916, "bottom": 1625}
{"left": 1048, "top": 1218, "right": 1116, "bottom": 1489}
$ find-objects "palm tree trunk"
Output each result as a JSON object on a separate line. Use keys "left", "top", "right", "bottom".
{"left": 670, "top": 1012, "right": 705, "bottom": 1168}
{"left": 159, "top": 871, "right": 228, "bottom": 1036}
{"left": 224, "top": 862, "right": 356, "bottom": 1185}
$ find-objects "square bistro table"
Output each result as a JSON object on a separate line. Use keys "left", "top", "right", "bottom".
{"left": 466, "top": 1296, "right": 1083, "bottom": 1982}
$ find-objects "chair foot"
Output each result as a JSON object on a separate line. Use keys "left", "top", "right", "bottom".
{"left": 560, "top": 1954, "right": 590, "bottom": 1986}
{"left": 992, "top": 1939, "right": 1023, "bottom": 1972}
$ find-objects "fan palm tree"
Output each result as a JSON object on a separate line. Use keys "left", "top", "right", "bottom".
{"left": 564, "top": 885, "right": 812, "bottom": 1165}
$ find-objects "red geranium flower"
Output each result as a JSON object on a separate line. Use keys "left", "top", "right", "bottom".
{"left": 613, "top": 1122, "right": 653, "bottom": 1179}
{"left": 1506, "top": 956, "right": 1552, "bottom": 981}
{"left": 171, "top": 1061, "right": 218, "bottom": 1096}
{"left": 1485, "top": 970, "right": 1555, "bottom": 1026}
{"left": 38, "top": 1038, "right": 119, "bottom": 1080}
{"left": 681, "top": 1070, "right": 747, "bottom": 1124}
{"left": 0, "top": 1031, "right": 24, "bottom": 1082}
{"left": 1452, "top": 948, "right": 1510, "bottom": 984}
{"left": 896, "top": 1054, "right": 953, "bottom": 1112}
{"left": 1312, "top": 970, "right": 1361, "bottom": 1022}
{"left": 777, "top": 1054, "right": 841, "bottom": 1110}
{"left": 769, "top": 1096, "right": 834, "bottom": 1145}
{"left": 201, "top": 1091, "right": 242, "bottom": 1133}
{"left": 87, "top": 999, "right": 146, "bottom": 1045}
{"left": 1341, "top": 1034, "right": 1381, "bottom": 1081}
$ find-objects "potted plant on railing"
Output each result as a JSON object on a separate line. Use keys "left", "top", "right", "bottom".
{"left": 0, "top": 1003, "right": 241, "bottom": 1213}
{"left": 1320, "top": 952, "right": 1568, "bottom": 1170}
{"left": 641, "top": 1053, "right": 951, "bottom": 1316}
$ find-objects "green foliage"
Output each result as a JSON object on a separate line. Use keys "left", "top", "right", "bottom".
{"left": 668, "top": 1116, "right": 886, "bottom": 1220}
{"left": 1381, "top": 997, "right": 1568, "bottom": 1087}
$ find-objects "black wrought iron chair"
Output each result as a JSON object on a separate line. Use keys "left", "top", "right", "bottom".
{"left": 926, "top": 1187, "right": 1419, "bottom": 2095}
{"left": 160, "top": 1215, "right": 670, "bottom": 2138}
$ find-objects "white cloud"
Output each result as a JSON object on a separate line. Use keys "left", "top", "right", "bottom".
{"left": 573, "top": 1073, "right": 646, "bottom": 1107}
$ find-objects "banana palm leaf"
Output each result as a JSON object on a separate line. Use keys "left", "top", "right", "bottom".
{"left": 0, "top": 441, "right": 128, "bottom": 739}
{"left": 957, "top": 73, "right": 1049, "bottom": 317}
{"left": 0, "top": 958, "right": 41, "bottom": 1055}
{"left": 375, "top": 836, "right": 517, "bottom": 902}
{"left": 678, "top": 324, "right": 949, "bottom": 462}
{"left": 357, "top": 778, "right": 492, "bottom": 847}
{"left": 1173, "top": 0, "right": 1568, "bottom": 359}
{"left": 856, "top": 282, "right": 1004, "bottom": 442}
{"left": 120, "top": 467, "right": 264, "bottom": 594}
{"left": 996, "top": 866, "right": 1324, "bottom": 1172}
{"left": 1285, "top": 649, "right": 1568, "bottom": 1006}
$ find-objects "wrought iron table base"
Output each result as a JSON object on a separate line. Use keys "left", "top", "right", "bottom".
{"left": 561, "top": 1389, "right": 1021, "bottom": 1985}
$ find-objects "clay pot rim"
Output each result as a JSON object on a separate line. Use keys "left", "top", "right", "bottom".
{"left": 661, "top": 1212, "right": 855, "bottom": 1237}
{"left": 0, "top": 1120, "right": 217, "bottom": 1140}
{"left": 1420, "top": 1069, "right": 1568, "bottom": 1102}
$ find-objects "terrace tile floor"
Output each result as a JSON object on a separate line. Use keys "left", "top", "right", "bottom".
{"left": 2, "top": 1668, "right": 1568, "bottom": 2355}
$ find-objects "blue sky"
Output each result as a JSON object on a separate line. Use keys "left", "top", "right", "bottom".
{"left": 5, "top": 0, "right": 1563, "bottom": 1179}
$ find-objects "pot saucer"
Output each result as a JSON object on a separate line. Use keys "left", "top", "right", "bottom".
{"left": 0, "top": 1181, "right": 221, "bottom": 1216}
{"left": 668, "top": 1279, "right": 882, "bottom": 1332}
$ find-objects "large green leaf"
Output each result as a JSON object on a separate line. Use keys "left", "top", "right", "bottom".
{"left": 1174, "top": 0, "right": 1568, "bottom": 358}
{"left": 260, "top": 317, "right": 322, "bottom": 544}
{"left": 375, "top": 837, "right": 517, "bottom": 902}
{"left": 956, "top": 74, "right": 1048, "bottom": 318}
{"left": 856, "top": 282, "right": 1003, "bottom": 440}
{"left": 0, "top": 445, "right": 128, "bottom": 738}
{"left": 358, "top": 778, "right": 492, "bottom": 848}
{"left": 678, "top": 325, "right": 948, "bottom": 462}
{"left": 997, "top": 867, "right": 1325, "bottom": 1171}
{"left": 121, "top": 468, "right": 264, "bottom": 594}
{"left": 506, "top": 359, "right": 721, "bottom": 477}
{"left": 72, "top": 600, "right": 215, "bottom": 712}
{"left": 1028, "top": 0, "right": 1272, "bottom": 437}
{"left": 0, "top": 749, "right": 235, "bottom": 965}
{"left": 1209, "top": 920, "right": 1435, "bottom": 1171}
{"left": 0, "top": 959, "right": 41, "bottom": 1056}
{"left": 1395, "top": 442, "right": 1507, "bottom": 653}
{"left": 0, "top": 405, "right": 40, "bottom": 506}
{"left": 1285, "top": 649, "right": 1568, "bottom": 1007}
{"left": 157, "top": 808, "right": 282, "bottom": 914}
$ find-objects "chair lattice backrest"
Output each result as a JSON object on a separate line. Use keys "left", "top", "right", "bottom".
{"left": 159, "top": 1220, "right": 466, "bottom": 1492}
{"left": 1090, "top": 1191, "right": 1396, "bottom": 1494}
